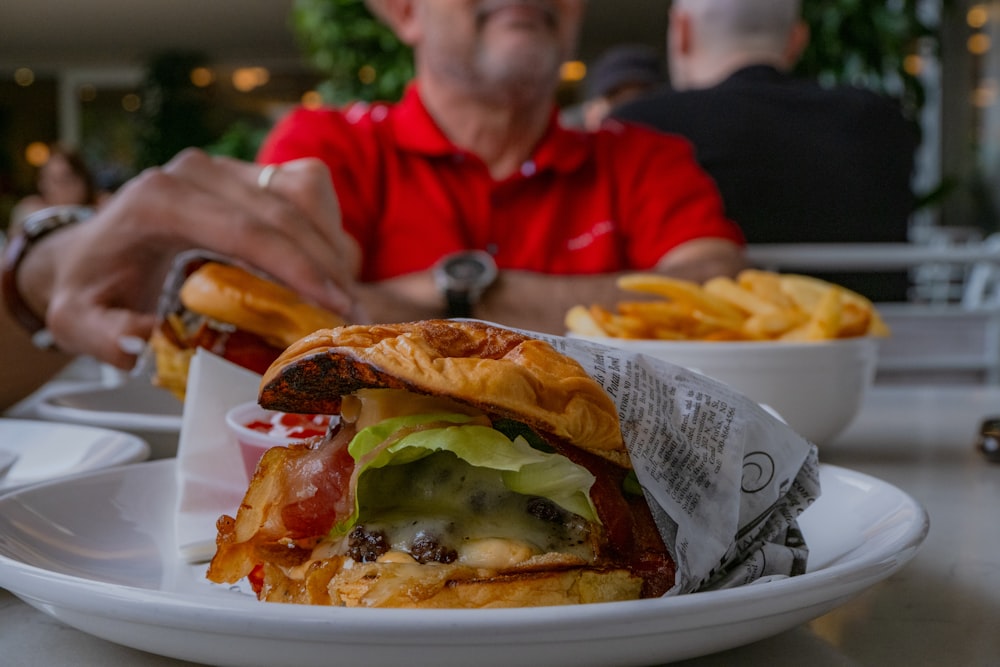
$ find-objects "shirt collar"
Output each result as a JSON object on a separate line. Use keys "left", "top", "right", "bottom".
{"left": 391, "top": 83, "right": 591, "bottom": 176}
{"left": 722, "top": 64, "right": 786, "bottom": 86}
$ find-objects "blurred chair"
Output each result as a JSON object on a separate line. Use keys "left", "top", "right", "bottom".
{"left": 874, "top": 304, "right": 1000, "bottom": 385}
{"left": 910, "top": 225, "right": 985, "bottom": 304}
{"left": 961, "top": 232, "right": 1000, "bottom": 308}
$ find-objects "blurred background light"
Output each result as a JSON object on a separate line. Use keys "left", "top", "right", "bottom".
{"left": 190, "top": 67, "right": 215, "bottom": 87}
{"left": 14, "top": 67, "right": 35, "bottom": 86}
{"left": 25, "top": 141, "right": 50, "bottom": 167}
{"left": 560, "top": 60, "right": 587, "bottom": 83}
{"left": 968, "top": 4, "right": 989, "bottom": 29}
{"left": 968, "top": 33, "right": 991, "bottom": 55}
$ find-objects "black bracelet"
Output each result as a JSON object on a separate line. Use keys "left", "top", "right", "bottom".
{"left": 1, "top": 206, "right": 94, "bottom": 348}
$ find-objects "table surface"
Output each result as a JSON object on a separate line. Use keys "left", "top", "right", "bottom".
{"left": 2, "top": 381, "right": 999, "bottom": 667}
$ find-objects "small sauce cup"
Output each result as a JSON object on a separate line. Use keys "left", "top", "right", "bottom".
{"left": 225, "top": 401, "right": 334, "bottom": 479}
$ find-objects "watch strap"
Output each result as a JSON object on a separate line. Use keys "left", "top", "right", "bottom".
{"left": 2, "top": 206, "right": 94, "bottom": 342}
{"left": 444, "top": 289, "right": 474, "bottom": 318}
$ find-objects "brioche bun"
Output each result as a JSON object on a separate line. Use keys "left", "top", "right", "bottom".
{"left": 255, "top": 553, "right": 643, "bottom": 608}
{"left": 259, "top": 320, "right": 628, "bottom": 467}
{"left": 179, "top": 262, "right": 344, "bottom": 349}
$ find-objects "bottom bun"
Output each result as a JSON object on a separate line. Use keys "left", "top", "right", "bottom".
{"left": 258, "top": 557, "right": 644, "bottom": 609}
{"left": 148, "top": 327, "right": 192, "bottom": 401}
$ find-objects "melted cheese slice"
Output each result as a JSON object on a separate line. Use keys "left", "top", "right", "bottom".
{"left": 356, "top": 450, "right": 594, "bottom": 568}
{"left": 341, "top": 388, "right": 485, "bottom": 429}
{"left": 339, "top": 388, "right": 595, "bottom": 569}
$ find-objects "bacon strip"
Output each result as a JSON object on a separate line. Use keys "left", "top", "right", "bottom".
{"left": 207, "top": 422, "right": 357, "bottom": 584}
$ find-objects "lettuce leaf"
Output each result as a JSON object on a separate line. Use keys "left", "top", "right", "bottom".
{"left": 334, "top": 412, "right": 598, "bottom": 535}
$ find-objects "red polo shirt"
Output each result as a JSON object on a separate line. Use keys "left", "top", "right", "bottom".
{"left": 258, "top": 86, "right": 743, "bottom": 282}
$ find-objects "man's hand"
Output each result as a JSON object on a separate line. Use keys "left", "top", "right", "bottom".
{"left": 18, "top": 149, "right": 362, "bottom": 368}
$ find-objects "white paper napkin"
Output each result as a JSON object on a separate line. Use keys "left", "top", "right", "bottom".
{"left": 174, "top": 349, "right": 261, "bottom": 562}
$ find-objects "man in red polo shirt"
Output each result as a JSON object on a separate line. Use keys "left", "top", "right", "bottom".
{"left": 3, "top": 0, "right": 744, "bottom": 375}
{"left": 259, "top": 0, "right": 745, "bottom": 332}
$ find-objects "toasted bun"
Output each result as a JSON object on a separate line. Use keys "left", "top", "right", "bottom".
{"left": 259, "top": 320, "right": 627, "bottom": 466}
{"left": 257, "top": 557, "right": 643, "bottom": 608}
{"left": 179, "top": 262, "right": 345, "bottom": 348}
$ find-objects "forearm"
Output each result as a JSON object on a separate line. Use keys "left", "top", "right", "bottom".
{"left": 354, "top": 272, "right": 443, "bottom": 324}
{"left": 14, "top": 220, "right": 72, "bottom": 332}
{"left": 355, "top": 243, "right": 747, "bottom": 335}
{"left": 0, "top": 302, "right": 71, "bottom": 411}
{"left": 355, "top": 269, "right": 630, "bottom": 335}
{"left": 477, "top": 271, "right": 627, "bottom": 334}
{"left": 478, "top": 242, "right": 747, "bottom": 335}
{"left": 0, "top": 214, "right": 83, "bottom": 410}
{"left": 654, "top": 238, "right": 748, "bottom": 283}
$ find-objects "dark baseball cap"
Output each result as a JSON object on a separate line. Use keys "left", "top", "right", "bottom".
{"left": 585, "top": 44, "right": 666, "bottom": 100}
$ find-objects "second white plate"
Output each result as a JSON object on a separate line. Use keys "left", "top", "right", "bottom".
{"left": 33, "top": 378, "right": 183, "bottom": 458}
{"left": 0, "top": 418, "right": 150, "bottom": 491}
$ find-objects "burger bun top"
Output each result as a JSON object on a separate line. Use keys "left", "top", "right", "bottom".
{"left": 179, "top": 262, "right": 345, "bottom": 348}
{"left": 259, "top": 320, "right": 629, "bottom": 466}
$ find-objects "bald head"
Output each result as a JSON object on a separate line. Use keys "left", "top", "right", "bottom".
{"left": 669, "top": 0, "right": 807, "bottom": 89}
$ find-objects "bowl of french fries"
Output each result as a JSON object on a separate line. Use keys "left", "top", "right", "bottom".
{"left": 565, "top": 270, "right": 886, "bottom": 444}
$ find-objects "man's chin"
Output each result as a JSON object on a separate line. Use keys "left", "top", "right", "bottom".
{"left": 478, "top": 2, "right": 557, "bottom": 31}
{"left": 483, "top": 29, "right": 562, "bottom": 70}
{"left": 475, "top": 59, "right": 560, "bottom": 105}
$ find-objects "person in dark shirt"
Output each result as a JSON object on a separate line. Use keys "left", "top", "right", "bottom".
{"left": 579, "top": 44, "right": 666, "bottom": 131}
{"left": 612, "top": 0, "right": 920, "bottom": 302}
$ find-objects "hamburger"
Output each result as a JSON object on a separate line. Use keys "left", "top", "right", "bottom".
{"left": 206, "top": 320, "right": 676, "bottom": 608}
{"left": 150, "top": 261, "right": 345, "bottom": 400}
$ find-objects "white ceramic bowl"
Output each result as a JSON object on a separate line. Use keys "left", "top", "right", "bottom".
{"left": 225, "top": 402, "right": 334, "bottom": 479}
{"left": 569, "top": 335, "right": 879, "bottom": 444}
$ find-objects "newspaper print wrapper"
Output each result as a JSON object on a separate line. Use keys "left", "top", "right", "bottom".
{"left": 527, "top": 330, "right": 820, "bottom": 595}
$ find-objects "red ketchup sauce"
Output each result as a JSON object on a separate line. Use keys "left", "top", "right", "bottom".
{"left": 244, "top": 412, "right": 332, "bottom": 441}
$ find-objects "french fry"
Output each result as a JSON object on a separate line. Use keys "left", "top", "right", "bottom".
{"left": 703, "top": 276, "right": 782, "bottom": 316}
{"left": 777, "top": 274, "right": 831, "bottom": 313}
{"left": 738, "top": 269, "right": 797, "bottom": 311}
{"left": 802, "top": 287, "right": 843, "bottom": 340}
{"left": 866, "top": 309, "right": 891, "bottom": 337}
{"left": 588, "top": 305, "right": 651, "bottom": 339}
{"left": 838, "top": 302, "right": 873, "bottom": 338}
{"left": 618, "top": 301, "right": 695, "bottom": 329}
{"left": 688, "top": 309, "right": 747, "bottom": 338}
{"left": 564, "top": 305, "right": 607, "bottom": 337}
{"left": 617, "top": 274, "right": 745, "bottom": 327}
{"left": 741, "top": 309, "right": 807, "bottom": 340}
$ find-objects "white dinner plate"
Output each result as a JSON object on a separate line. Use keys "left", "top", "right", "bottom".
{"left": 33, "top": 377, "right": 183, "bottom": 458}
{"left": 35, "top": 377, "right": 183, "bottom": 432}
{"left": 0, "top": 459, "right": 927, "bottom": 666}
{"left": 0, "top": 419, "right": 150, "bottom": 492}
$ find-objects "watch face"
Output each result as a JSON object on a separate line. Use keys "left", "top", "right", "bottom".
{"left": 434, "top": 251, "right": 498, "bottom": 317}
{"left": 445, "top": 256, "right": 487, "bottom": 283}
{"left": 437, "top": 251, "right": 498, "bottom": 293}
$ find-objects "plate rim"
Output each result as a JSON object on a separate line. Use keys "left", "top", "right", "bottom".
{"left": 0, "top": 418, "right": 151, "bottom": 492}
{"left": 33, "top": 380, "right": 183, "bottom": 432}
{"left": 0, "top": 459, "right": 929, "bottom": 659}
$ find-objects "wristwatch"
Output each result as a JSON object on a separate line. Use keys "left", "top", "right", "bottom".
{"left": 1, "top": 205, "right": 95, "bottom": 348}
{"left": 433, "top": 250, "right": 498, "bottom": 318}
